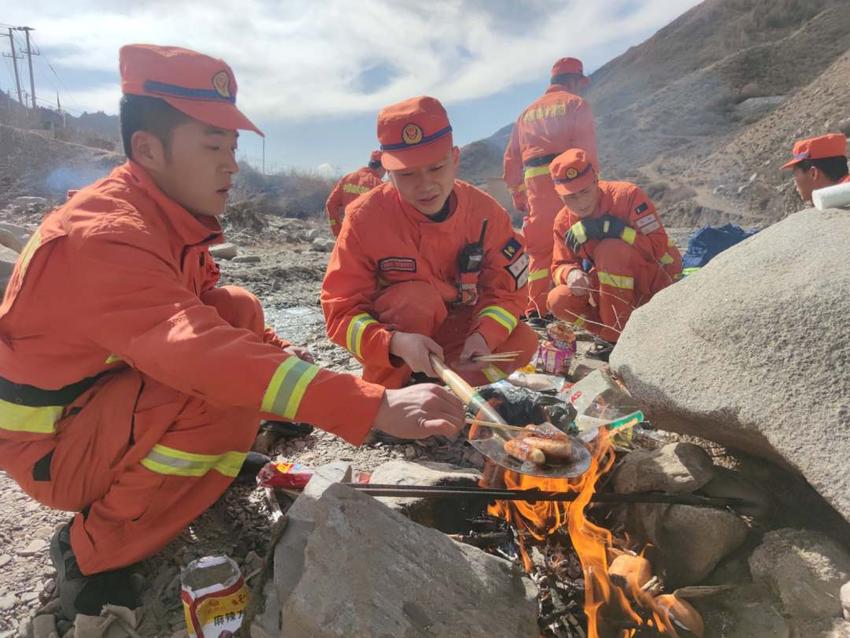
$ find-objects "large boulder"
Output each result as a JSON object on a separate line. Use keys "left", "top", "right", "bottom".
{"left": 611, "top": 209, "right": 850, "bottom": 522}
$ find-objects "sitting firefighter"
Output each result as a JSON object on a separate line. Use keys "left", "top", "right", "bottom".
{"left": 321, "top": 96, "right": 539, "bottom": 388}
{"left": 546, "top": 148, "right": 682, "bottom": 360}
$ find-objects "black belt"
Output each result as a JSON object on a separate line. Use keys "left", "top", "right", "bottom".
{"left": 523, "top": 153, "right": 559, "bottom": 168}
{"left": 0, "top": 374, "right": 103, "bottom": 407}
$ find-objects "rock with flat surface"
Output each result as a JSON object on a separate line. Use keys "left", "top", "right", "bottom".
{"left": 276, "top": 482, "right": 538, "bottom": 638}
{"left": 749, "top": 528, "right": 850, "bottom": 620}
{"left": 611, "top": 210, "right": 850, "bottom": 522}
{"left": 613, "top": 442, "right": 715, "bottom": 494}
{"left": 209, "top": 242, "right": 238, "bottom": 259}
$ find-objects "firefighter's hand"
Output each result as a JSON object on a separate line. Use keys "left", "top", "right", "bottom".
{"left": 565, "top": 218, "right": 604, "bottom": 253}
{"left": 598, "top": 214, "right": 629, "bottom": 240}
{"left": 282, "top": 345, "right": 315, "bottom": 363}
{"left": 566, "top": 269, "right": 591, "bottom": 296}
{"left": 457, "top": 332, "right": 490, "bottom": 371}
{"left": 374, "top": 384, "right": 464, "bottom": 440}
{"left": 389, "top": 332, "right": 444, "bottom": 378}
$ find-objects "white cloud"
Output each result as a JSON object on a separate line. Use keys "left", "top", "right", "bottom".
{"left": 4, "top": 0, "right": 702, "bottom": 119}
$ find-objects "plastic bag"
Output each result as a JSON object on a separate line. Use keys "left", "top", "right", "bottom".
{"left": 560, "top": 370, "right": 645, "bottom": 442}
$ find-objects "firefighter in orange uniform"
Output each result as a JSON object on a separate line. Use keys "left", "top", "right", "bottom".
{"left": 322, "top": 96, "right": 538, "bottom": 389}
{"left": 325, "top": 150, "right": 386, "bottom": 237}
{"left": 503, "top": 57, "right": 599, "bottom": 323}
{"left": 546, "top": 149, "right": 682, "bottom": 360}
{"left": 781, "top": 133, "right": 849, "bottom": 204}
{"left": 0, "top": 45, "right": 464, "bottom": 618}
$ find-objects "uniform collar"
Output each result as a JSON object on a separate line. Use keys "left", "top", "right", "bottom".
{"left": 397, "top": 184, "right": 461, "bottom": 228}
{"left": 545, "top": 84, "right": 577, "bottom": 97}
{"left": 123, "top": 160, "right": 223, "bottom": 246}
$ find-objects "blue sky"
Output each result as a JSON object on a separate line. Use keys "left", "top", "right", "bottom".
{"left": 1, "top": 1, "right": 701, "bottom": 174}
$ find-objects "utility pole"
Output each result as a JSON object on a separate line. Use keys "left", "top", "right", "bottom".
{"left": 1, "top": 28, "right": 24, "bottom": 106}
{"left": 17, "top": 27, "right": 38, "bottom": 110}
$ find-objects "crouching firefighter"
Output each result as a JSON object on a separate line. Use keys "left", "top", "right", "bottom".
{"left": 0, "top": 45, "right": 465, "bottom": 619}
{"left": 321, "top": 96, "right": 539, "bottom": 389}
{"left": 546, "top": 148, "right": 682, "bottom": 360}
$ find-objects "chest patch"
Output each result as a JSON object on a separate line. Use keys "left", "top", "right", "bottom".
{"left": 635, "top": 202, "right": 649, "bottom": 215}
{"left": 501, "top": 237, "right": 522, "bottom": 261}
{"left": 505, "top": 252, "right": 529, "bottom": 289}
{"left": 378, "top": 257, "right": 417, "bottom": 273}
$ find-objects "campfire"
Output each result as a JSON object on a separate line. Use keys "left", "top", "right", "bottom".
{"left": 484, "top": 430, "right": 704, "bottom": 638}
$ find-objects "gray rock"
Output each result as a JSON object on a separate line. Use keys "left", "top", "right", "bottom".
{"left": 701, "top": 584, "right": 789, "bottom": 638}
{"left": 17, "top": 538, "right": 48, "bottom": 556}
{"left": 1, "top": 245, "right": 19, "bottom": 278}
{"left": 32, "top": 614, "right": 58, "bottom": 638}
{"left": 749, "top": 528, "right": 850, "bottom": 619}
{"left": 0, "top": 222, "right": 30, "bottom": 253}
{"left": 698, "top": 466, "right": 773, "bottom": 519}
{"left": 311, "top": 237, "right": 334, "bottom": 252}
{"left": 232, "top": 255, "right": 261, "bottom": 263}
{"left": 278, "top": 482, "right": 538, "bottom": 638}
{"left": 842, "top": 580, "right": 850, "bottom": 620}
{"left": 612, "top": 442, "right": 715, "bottom": 494}
{"left": 794, "top": 618, "right": 850, "bottom": 638}
{"left": 0, "top": 594, "right": 16, "bottom": 610}
{"left": 632, "top": 503, "right": 749, "bottom": 586}
{"left": 610, "top": 210, "right": 850, "bottom": 522}
{"left": 304, "top": 228, "right": 322, "bottom": 241}
{"left": 209, "top": 242, "right": 238, "bottom": 259}
{"left": 0, "top": 554, "right": 11, "bottom": 568}
{"left": 368, "top": 460, "right": 482, "bottom": 531}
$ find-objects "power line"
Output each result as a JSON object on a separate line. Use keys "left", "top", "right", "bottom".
{"left": 0, "top": 27, "right": 24, "bottom": 105}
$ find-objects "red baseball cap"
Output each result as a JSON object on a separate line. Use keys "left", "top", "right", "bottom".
{"left": 120, "top": 44, "right": 263, "bottom": 137}
{"left": 377, "top": 96, "right": 453, "bottom": 170}
{"left": 550, "top": 148, "right": 597, "bottom": 195}
{"left": 551, "top": 57, "right": 590, "bottom": 87}
{"left": 782, "top": 133, "right": 847, "bottom": 169}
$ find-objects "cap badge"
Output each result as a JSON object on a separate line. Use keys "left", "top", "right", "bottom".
{"left": 565, "top": 167, "right": 579, "bottom": 179}
{"left": 402, "top": 124, "right": 423, "bottom": 145}
{"left": 212, "top": 71, "right": 232, "bottom": 98}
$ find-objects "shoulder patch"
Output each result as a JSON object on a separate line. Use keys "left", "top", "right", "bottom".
{"left": 378, "top": 257, "right": 417, "bottom": 273}
{"left": 635, "top": 202, "right": 649, "bottom": 215}
{"left": 504, "top": 252, "right": 529, "bottom": 289}
{"left": 501, "top": 237, "right": 522, "bottom": 260}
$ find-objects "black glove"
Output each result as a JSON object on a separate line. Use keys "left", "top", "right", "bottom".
{"left": 598, "top": 214, "right": 629, "bottom": 239}
{"left": 565, "top": 218, "right": 605, "bottom": 253}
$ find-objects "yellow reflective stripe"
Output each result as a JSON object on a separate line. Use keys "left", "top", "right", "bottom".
{"left": 522, "top": 102, "right": 567, "bottom": 123}
{"left": 552, "top": 265, "right": 569, "bottom": 285}
{"left": 509, "top": 183, "right": 527, "bottom": 194}
{"left": 478, "top": 305, "right": 518, "bottom": 332}
{"left": 141, "top": 443, "right": 246, "bottom": 478}
{"left": 342, "top": 183, "right": 370, "bottom": 195}
{"left": 570, "top": 221, "right": 587, "bottom": 244}
{"left": 683, "top": 267, "right": 700, "bottom": 276}
{"left": 524, "top": 165, "right": 551, "bottom": 180}
{"left": 345, "top": 313, "right": 378, "bottom": 358}
{"left": 621, "top": 227, "right": 637, "bottom": 245}
{"left": 482, "top": 365, "right": 507, "bottom": 383}
{"left": 17, "top": 229, "right": 42, "bottom": 279}
{"left": 573, "top": 315, "right": 586, "bottom": 329}
{"left": 529, "top": 268, "right": 550, "bottom": 283}
{"left": 261, "top": 357, "right": 321, "bottom": 419}
{"left": 598, "top": 272, "right": 635, "bottom": 290}
{"left": 0, "top": 399, "right": 62, "bottom": 434}
{"left": 660, "top": 252, "right": 675, "bottom": 265}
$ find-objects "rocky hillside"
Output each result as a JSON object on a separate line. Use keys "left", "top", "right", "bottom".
{"left": 459, "top": 0, "right": 850, "bottom": 226}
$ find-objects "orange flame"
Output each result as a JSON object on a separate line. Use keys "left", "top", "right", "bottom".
{"left": 488, "top": 430, "right": 693, "bottom": 638}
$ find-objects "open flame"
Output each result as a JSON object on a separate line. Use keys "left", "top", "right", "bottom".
{"left": 487, "top": 430, "right": 703, "bottom": 638}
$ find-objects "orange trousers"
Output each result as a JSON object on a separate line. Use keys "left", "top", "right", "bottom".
{"left": 0, "top": 286, "right": 264, "bottom": 574}
{"left": 547, "top": 239, "right": 679, "bottom": 343}
{"left": 523, "top": 177, "right": 563, "bottom": 316}
{"left": 364, "top": 281, "right": 538, "bottom": 389}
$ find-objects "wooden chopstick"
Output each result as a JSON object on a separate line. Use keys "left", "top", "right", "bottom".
{"left": 464, "top": 418, "right": 528, "bottom": 433}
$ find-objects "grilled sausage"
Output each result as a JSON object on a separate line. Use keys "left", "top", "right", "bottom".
{"left": 524, "top": 436, "right": 574, "bottom": 459}
{"left": 504, "top": 438, "right": 547, "bottom": 465}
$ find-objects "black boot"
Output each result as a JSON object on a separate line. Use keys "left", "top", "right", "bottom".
{"left": 234, "top": 450, "right": 271, "bottom": 484}
{"left": 260, "top": 420, "right": 314, "bottom": 439}
{"left": 50, "top": 522, "right": 139, "bottom": 619}
{"left": 586, "top": 337, "right": 615, "bottom": 362}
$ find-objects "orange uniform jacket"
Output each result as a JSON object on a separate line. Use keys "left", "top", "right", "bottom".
{"left": 503, "top": 86, "right": 599, "bottom": 210}
{"left": 325, "top": 167, "right": 384, "bottom": 237}
{"left": 0, "top": 162, "right": 383, "bottom": 448}
{"left": 551, "top": 180, "right": 679, "bottom": 284}
{"left": 322, "top": 181, "right": 529, "bottom": 364}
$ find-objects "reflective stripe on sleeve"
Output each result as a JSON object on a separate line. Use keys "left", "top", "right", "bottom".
{"left": 523, "top": 165, "right": 551, "bottom": 181}
{"left": 345, "top": 313, "right": 378, "bottom": 359}
{"left": 0, "top": 400, "right": 63, "bottom": 435}
{"left": 261, "top": 357, "right": 321, "bottom": 420}
{"left": 529, "top": 268, "right": 550, "bottom": 283}
{"left": 478, "top": 305, "right": 518, "bottom": 332}
{"left": 570, "top": 222, "right": 588, "bottom": 244}
{"left": 342, "top": 183, "right": 371, "bottom": 195}
{"left": 16, "top": 229, "right": 42, "bottom": 279}
{"left": 621, "top": 227, "right": 637, "bottom": 245}
{"left": 660, "top": 252, "right": 675, "bottom": 265}
{"left": 598, "top": 272, "right": 635, "bottom": 290}
{"left": 140, "top": 443, "right": 246, "bottom": 478}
